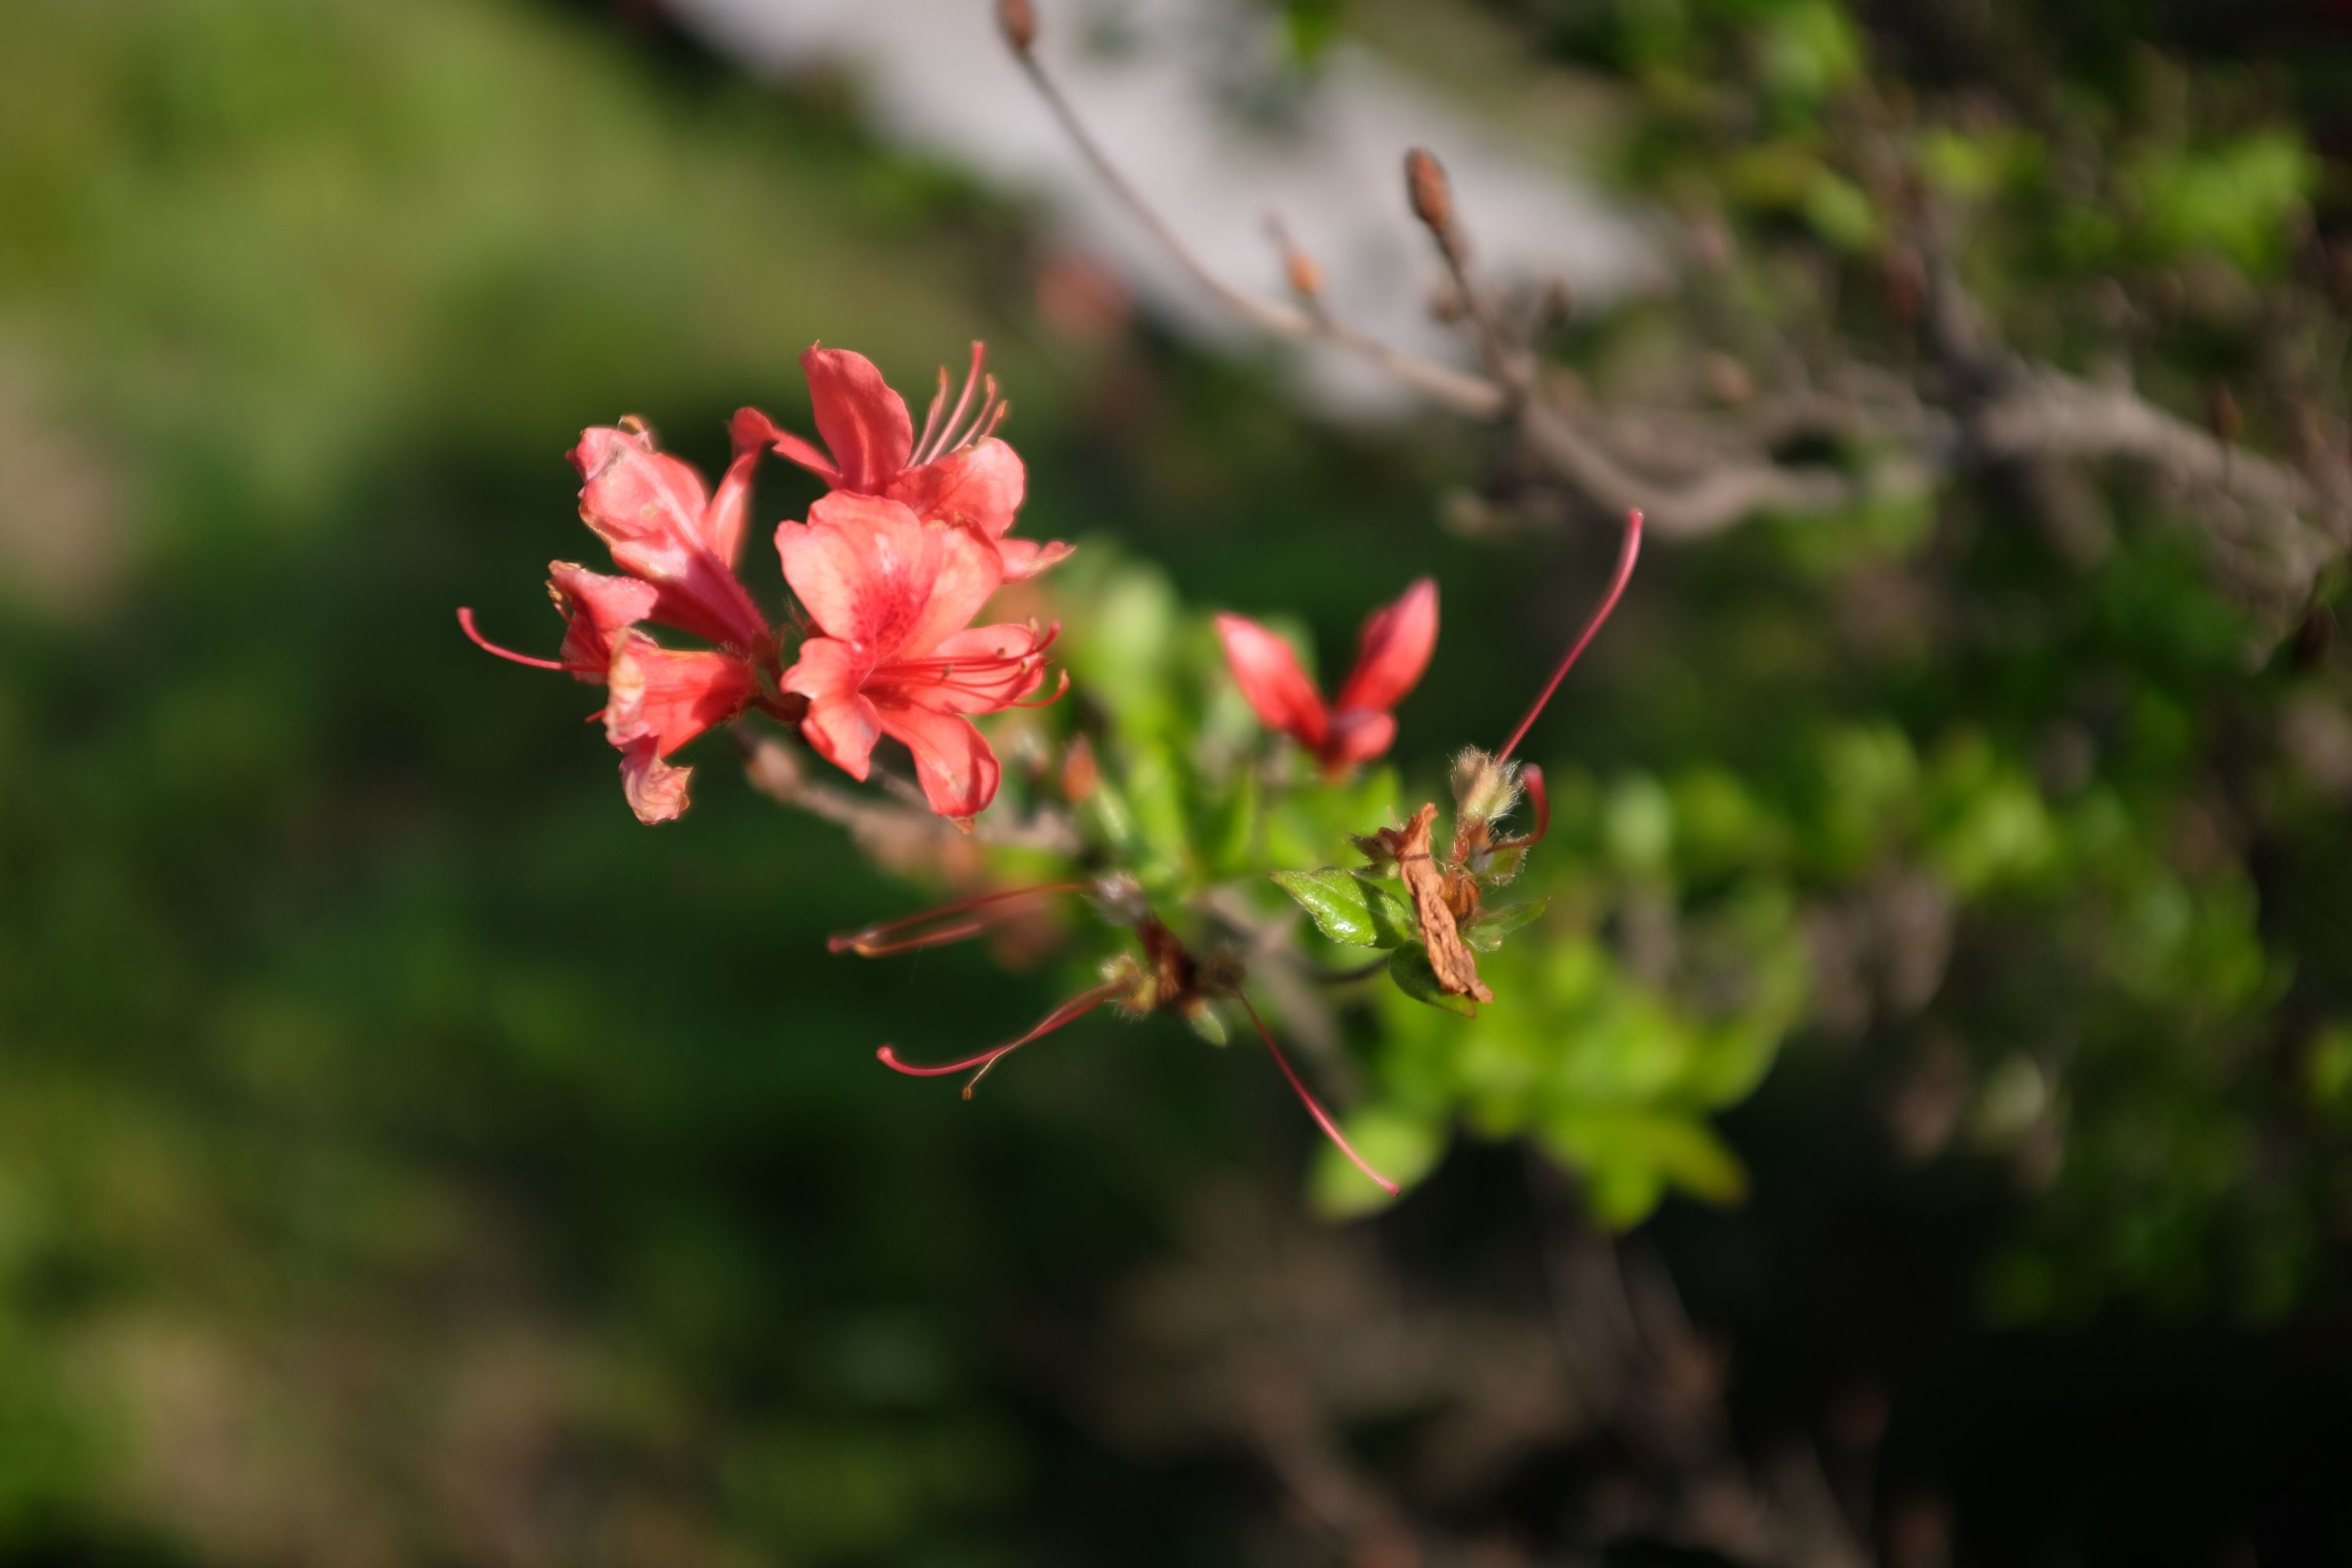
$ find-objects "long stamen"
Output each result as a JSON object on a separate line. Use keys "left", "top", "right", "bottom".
{"left": 919, "top": 342, "right": 986, "bottom": 465}
{"left": 1495, "top": 508, "right": 1642, "bottom": 764}
{"left": 829, "top": 880, "right": 1090, "bottom": 956}
{"left": 1240, "top": 995, "right": 1399, "bottom": 1196}
{"left": 877, "top": 979, "right": 1123, "bottom": 1098}
{"left": 956, "top": 376, "right": 1002, "bottom": 452}
{"left": 913, "top": 364, "right": 951, "bottom": 464}
{"left": 457, "top": 608, "right": 566, "bottom": 671}
{"left": 1010, "top": 669, "right": 1072, "bottom": 709}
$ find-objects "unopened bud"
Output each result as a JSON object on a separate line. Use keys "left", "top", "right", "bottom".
{"left": 997, "top": 0, "right": 1036, "bottom": 53}
{"left": 1404, "top": 147, "right": 1454, "bottom": 238}
{"left": 1283, "top": 241, "right": 1323, "bottom": 301}
{"left": 1450, "top": 747, "right": 1520, "bottom": 826}
{"left": 1180, "top": 997, "right": 1229, "bottom": 1047}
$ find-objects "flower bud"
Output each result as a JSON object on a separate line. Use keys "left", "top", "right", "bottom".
{"left": 1450, "top": 747, "right": 1520, "bottom": 826}
{"left": 1404, "top": 148, "right": 1454, "bottom": 239}
{"left": 998, "top": 0, "right": 1036, "bottom": 53}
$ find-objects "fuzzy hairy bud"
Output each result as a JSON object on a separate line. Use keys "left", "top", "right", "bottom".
{"left": 1450, "top": 747, "right": 1521, "bottom": 826}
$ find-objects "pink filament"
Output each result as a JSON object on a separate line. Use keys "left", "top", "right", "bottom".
{"left": 877, "top": 980, "right": 1124, "bottom": 1098}
{"left": 1240, "top": 995, "right": 1399, "bottom": 1196}
{"left": 913, "top": 343, "right": 989, "bottom": 466}
{"left": 829, "top": 880, "right": 1090, "bottom": 956}
{"left": 457, "top": 608, "right": 566, "bottom": 671}
{"left": 1495, "top": 508, "right": 1643, "bottom": 764}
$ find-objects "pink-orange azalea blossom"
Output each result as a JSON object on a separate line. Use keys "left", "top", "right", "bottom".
{"left": 463, "top": 419, "right": 775, "bottom": 825}
{"left": 779, "top": 492, "right": 1057, "bottom": 821}
{"left": 742, "top": 343, "right": 1072, "bottom": 583}
{"left": 571, "top": 416, "right": 772, "bottom": 654}
{"left": 1216, "top": 577, "right": 1439, "bottom": 771}
{"left": 463, "top": 561, "right": 758, "bottom": 825}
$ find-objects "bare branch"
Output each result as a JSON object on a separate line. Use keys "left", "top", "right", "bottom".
{"left": 1005, "top": 37, "right": 1505, "bottom": 416}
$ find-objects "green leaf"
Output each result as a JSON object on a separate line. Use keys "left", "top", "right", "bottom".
{"left": 1388, "top": 945, "right": 1478, "bottom": 1017}
{"left": 1465, "top": 896, "right": 1551, "bottom": 952}
{"left": 1271, "top": 868, "right": 1416, "bottom": 948}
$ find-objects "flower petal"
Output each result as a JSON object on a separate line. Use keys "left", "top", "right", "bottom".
{"left": 1215, "top": 614, "right": 1328, "bottom": 746}
{"left": 874, "top": 701, "right": 1001, "bottom": 819}
{"left": 887, "top": 437, "right": 1025, "bottom": 539}
{"left": 1335, "top": 576, "right": 1438, "bottom": 716}
{"left": 776, "top": 494, "right": 935, "bottom": 652}
{"left": 604, "top": 632, "right": 755, "bottom": 757}
{"left": 803, "top": 345, "right": 913, "bottom": 493}
{"left": 699, "top": 408, "right": 773, "bottom": 567}
{"left": 994, "top": 535, "right": 1075, "bottom": 583}
{"left": 781, "top": 635, "right": 884, "bottom": 782}
{"left": 619, "top": 738, "right": 694, "bottom": 824}
{"left": 572, "top": 425, "right": 771, "bottom": 650}
{"left": 902, "top": 518, "right": 1004, "bottom": 656}
{"left": 739, "top": 403, "right": 840, "bottom": 487}
{"left": 1321, "top": 708, "right": 1398, "bottom": 768}
{"left": 548, "top": 561, "right": 659, "bottom": 677}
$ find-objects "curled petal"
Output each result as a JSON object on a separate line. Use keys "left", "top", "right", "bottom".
{"left": 1336, "top": 576, "right": 1439, "bottom": 716}
{"left": 739, "top": 403, "right": 839, "bottom": 486}
{"left": 887, "top": 437, "right": 1025, "bottom": 539}
{"left": 604, "top": 633, "right": 756, "bottom": 757}
{"left": 875, "top": 702, "right": 1001, "bottom": 819}
{"left": 1321, "top": 708, "right": 1398, "bottom": 769}
{"left": 1215, "top": 614, "right": 1328, "bottom": 747}
{"left": 1515, "top": 764, "right": 1549, "bottom": 846}
{"left": 994, "top": 535, "right": 1075, "bottom": 583}
{"left": 548, "top": 561, "right": 659, "bottom": 678}
{"left": 802, "top": 345, "right": 913, "bottom": 493}
{"left": 618, "top": 738, "right": 693, "bottom": 825}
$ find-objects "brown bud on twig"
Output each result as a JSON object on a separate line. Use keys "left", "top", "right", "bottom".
{"left": 997, "top": 0, "right": 1036, "bottom": 53}
{"left": 1266, "top": 216, "right": 1322, "bottom": 302}
{"left": 1404, "top": 147, "right": 1454, "bottom": 241}
{"left": 2205, "top": 381, "right": 2243, "bottom": 445}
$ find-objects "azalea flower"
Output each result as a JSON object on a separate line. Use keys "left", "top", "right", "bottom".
{"left": 571, "top": 416, "right": 772, "bottom": 654}
{"left": 779, "top": 491, "right": 1060, "bottom": 821}
{"left": 1216, "top": 577, "right": 1439, "bottom": 771}
{"left": 461, "top": 417, "right": 776, "bottom": 824}
{"left": 462, "top": 562, "right": 758, "bottom": 825}
{"left": 742, "top": 343, "right": 1072, "bottom": 583}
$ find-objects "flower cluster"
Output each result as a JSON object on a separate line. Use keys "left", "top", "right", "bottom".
{"left": 461, "top": 344, "right": 1069, "bottom": 823}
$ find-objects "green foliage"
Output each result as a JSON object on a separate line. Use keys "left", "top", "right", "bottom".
{"left": 1270, "top": 867, "right": 1418, "bottom": 947}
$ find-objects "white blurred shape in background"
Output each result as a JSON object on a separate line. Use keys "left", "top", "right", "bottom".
{"left": 665, "top": 0, "right": 1653, "bottom": 415}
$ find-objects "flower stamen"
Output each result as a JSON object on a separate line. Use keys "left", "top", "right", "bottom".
{"left": 1240, "top": 995, "right": 1399, "bottom": 1196}
{"left": 1495, "top": 508, "right": 1642, "bottom": 765}
{"left": 877, "top": 978, "right": 1124, "bottom": 1098}
{"left": 829, "top": 880, "right": 1091, "bottom": 956}
{"left": 457, "top": 608, "right": 567, "bottom": 671}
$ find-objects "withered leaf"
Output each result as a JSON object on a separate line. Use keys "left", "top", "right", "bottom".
{"left": 1396, "top": 804, "right": 1494, "bottom": 1004}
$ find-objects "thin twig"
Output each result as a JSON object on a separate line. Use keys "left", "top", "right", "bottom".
{"left": 1007, "top": 43, "right": 1504, "bottom": 416}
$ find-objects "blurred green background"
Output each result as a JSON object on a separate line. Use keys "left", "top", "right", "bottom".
{"left": 3, "top": 0, "right": 2350, "bottom": 1563}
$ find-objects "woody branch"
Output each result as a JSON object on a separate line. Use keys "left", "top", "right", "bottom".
{"left": 997, "top": 1, "right": 2348, "bottom": 579}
